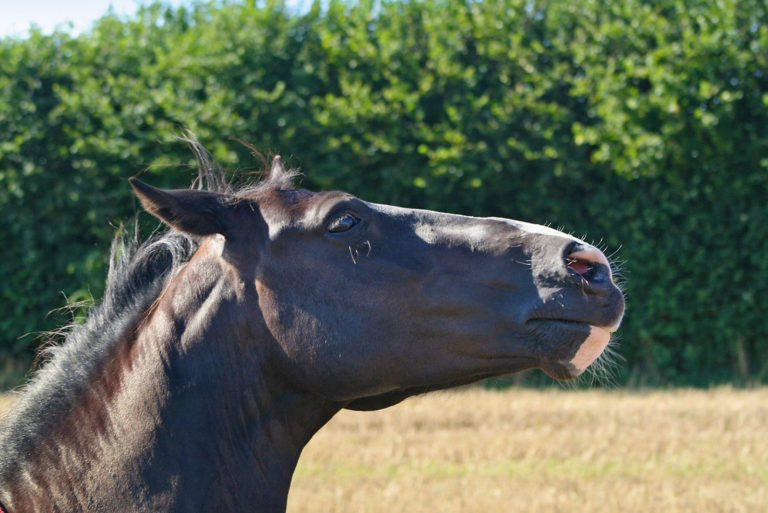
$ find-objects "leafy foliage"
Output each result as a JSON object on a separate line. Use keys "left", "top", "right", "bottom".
{"left": 1, "top": 0, "right": 766, "bottom": 386}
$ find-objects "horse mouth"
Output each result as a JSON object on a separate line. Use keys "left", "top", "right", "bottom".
{"left": 531, "top": 320, "right": 614, "bottom": 379}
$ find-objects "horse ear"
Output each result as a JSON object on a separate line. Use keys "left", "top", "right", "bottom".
{"left": 129, "top": 178, "right": 230, "bottom": 236}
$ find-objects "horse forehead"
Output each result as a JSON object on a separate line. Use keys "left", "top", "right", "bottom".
{"left": 258, "top": 189, "right": 350, "bottom": 238}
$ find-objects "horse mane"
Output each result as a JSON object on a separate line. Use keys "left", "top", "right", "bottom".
{"left": 0, "top": 139, "right": 296, "bottom": 463}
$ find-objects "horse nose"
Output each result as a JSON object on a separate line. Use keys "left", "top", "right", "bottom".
{"left": 564, "top": 243, "right": 614, "bottom": 290}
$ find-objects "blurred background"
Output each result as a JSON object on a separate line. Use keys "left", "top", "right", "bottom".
{"left": 1, "top": 0, "right": 766, "bottom": 390}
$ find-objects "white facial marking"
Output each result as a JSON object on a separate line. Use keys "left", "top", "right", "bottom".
{"left": 570, "top": 326, "right": 611, "bottom": 373}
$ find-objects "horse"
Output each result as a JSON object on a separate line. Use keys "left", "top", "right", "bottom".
{"left": 0, "top": 144, "right": 624, "bottom": 512}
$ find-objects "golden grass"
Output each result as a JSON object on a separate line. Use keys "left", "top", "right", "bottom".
{"left": 1, "top": 388, "right": 765, "bottom": 511}
{"left": 288, "top": 388, "right": 768, "bottom": 513}
{"left": 0, "top": 393, "right": 16, "bottom": 421}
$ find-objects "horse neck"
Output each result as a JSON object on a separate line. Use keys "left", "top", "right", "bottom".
{"left": 0, "top": 239, "right": 339, "bottom": 513}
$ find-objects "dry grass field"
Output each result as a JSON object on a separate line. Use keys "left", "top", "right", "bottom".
{"left": 288, "top": 388, "right": 768, "bottom": 513}
{"left": 1, "top": 388, "right": 766, "bottom": 512}
{"left": 0, "top": 394, "right": 16, "bottom": 422}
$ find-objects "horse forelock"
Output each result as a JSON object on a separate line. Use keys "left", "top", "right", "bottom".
{"left": 180, "top": 133, "right": 300, "bottom": 200}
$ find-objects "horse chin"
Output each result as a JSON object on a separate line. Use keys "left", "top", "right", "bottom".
{"left": 540, "top": 324, "right": 612, "bottom": 380}
{"left": 570, "top": 325, "right": 612, "bottom": 373}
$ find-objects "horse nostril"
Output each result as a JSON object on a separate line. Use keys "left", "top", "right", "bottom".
{"left": 565, "top": 245, "right": 612, "bottom": 282}
{"left": 566, "top": 257, "right": 594, "bottom": 276}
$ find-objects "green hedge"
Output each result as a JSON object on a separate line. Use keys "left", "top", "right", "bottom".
{"left": 1, "top": 0, "right": 766, "bottom": 386}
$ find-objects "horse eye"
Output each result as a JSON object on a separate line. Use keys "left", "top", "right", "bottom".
{"left": 328, "top": 212, "right": 360, "bottom": 233}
